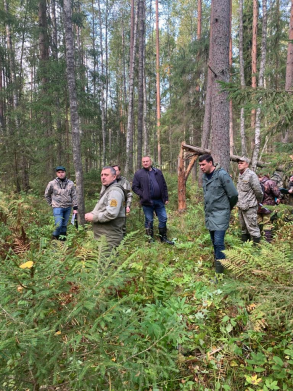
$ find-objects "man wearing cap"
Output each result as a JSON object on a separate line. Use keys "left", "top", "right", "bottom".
{"left": 45, "top": 166, "right": 78, "bottom": 240}
{"left": 237, "top": 156, "right": 263, "bottom": 244}
{"left": 85, "top": 166, "right": 126, "bottom": 250}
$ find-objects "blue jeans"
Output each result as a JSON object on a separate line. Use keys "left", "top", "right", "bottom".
{"left": 142, "top": 199, "right": 167, "bottom": 229}
{"left": 209, "top": 230, "right": 226, "bottom": 260}
{"left": 52, "top": 207, "right": 72, "bottom": 236}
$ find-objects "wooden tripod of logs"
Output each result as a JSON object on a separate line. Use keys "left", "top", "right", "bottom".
{"left": 178, "top": 142, "right": 266, "bottom": 212}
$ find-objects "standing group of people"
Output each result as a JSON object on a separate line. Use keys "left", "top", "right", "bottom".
{"left": 45, "top": 154, "right": 291, "bottom": 274}
{"left": 45, "top": 157, "right": 173, "bottom": 250}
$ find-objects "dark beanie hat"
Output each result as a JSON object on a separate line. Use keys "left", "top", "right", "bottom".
{"left": 56, "top": 166, "right": 66, "bottom": 171}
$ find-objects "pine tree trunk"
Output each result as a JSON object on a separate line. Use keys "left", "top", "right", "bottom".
{"left": 210, "top": 0, "right": 231, "bottom": 172}
{"left": 98, "top": 0, "right": 106, "bottom": 166}
{"left": 63, "top": 0, "right": 85, "bottom": 224}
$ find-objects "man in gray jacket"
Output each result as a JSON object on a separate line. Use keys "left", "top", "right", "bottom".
{"left": 85, "top": 166, "right": 126, "bottom": 250}
{"left": 237, "top": 156, "right": 263, "bottom": 244}
{"left": 199, "top": 154, "right": 238, "bottom": 274}
{"left": 45, "top": 166, "right": 78, "bottom": 240}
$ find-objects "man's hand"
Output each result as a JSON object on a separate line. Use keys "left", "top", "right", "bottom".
{"left": 73, "top": 210, "right": 78, "bottom": 214}
{"left": 85, "top": 213, "right": 94, "bottom": 222}
{"left": 276, "top": 198, "right": 281, "bottom": 205}
{"left": 165, "top": 201, "right": 169, "bottom": 205}
{"left": 126, "top": 206, "right": 130, "bottom": 213}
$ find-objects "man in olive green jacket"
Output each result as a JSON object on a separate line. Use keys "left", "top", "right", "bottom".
{"left": 85, "top": 166, "right": 126, "bottom": 250}
{"left": 199, "top": 154, "right": 238, "bottom": 274}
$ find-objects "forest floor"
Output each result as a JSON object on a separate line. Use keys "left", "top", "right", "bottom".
{"left": 0, "top": 175, "right": 293, "bottom": 391}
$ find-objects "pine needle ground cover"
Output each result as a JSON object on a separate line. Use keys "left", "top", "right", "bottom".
{"left": 0, "top": 184, "right": 293, "bottom": 391}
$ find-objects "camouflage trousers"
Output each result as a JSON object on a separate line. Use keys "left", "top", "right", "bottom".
{"left": 238, "top": 206, "right": 261, "bottom": 238}
{"left": 257, "top": 213, "right": 273, "bottom": 230}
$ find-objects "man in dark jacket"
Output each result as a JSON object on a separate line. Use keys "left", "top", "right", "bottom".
{"left": 132, "top": 156, "right": 173, "bottom": 244}
{"left": 199, "top": 154, "right": 238, "bottom": 274}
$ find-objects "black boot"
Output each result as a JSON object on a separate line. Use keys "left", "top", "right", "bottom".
{"left": 59, "top": 232, "right": 67, "bottom": 241}
{"left": 215, "top": 259, "right": 224, "bottom": 274}
{"left": 145, "top": 228, "right": 154, "bottom": 243}
{"left": 52, "top": 235, "right": 59, "bottom": 240}
{"left": 251, "top": 236, "right": 261, "bottom": 245}
{"left": 264, "top": 230, "right": 272, "bottom": 243}
{"left": 158, "top": 227, "right": 174, "bottom": 245}
{"left": 241, "top": 233, "right": 251, "bottom": 242}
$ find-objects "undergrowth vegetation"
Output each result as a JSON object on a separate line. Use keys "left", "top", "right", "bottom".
{"left": 0, "top": 178, "right": 293, "bottom": 391}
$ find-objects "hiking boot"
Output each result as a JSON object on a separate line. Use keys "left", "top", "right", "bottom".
{"left": 264, "top": 230, "right": 272, "bottom": 243}
{"left": 145, "top": 228, "right": 154, "bottom": 243}
{"left": 158, "top": 227, "right": 174, "bottom": 245}
{"left": 241, "top": 233, "right": 251, "bottom": 242}
{"left": 252, "top": 236, "right": 261, "bottom": 245}
{"left": 215, "top": 259, "right": 224, "bottom": 274}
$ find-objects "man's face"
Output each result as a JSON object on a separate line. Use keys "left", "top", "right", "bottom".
{"left": 113, "top": 166, "right": 121, "bottom": 178}
{"left": 142, "top": 157, "right": 152, "bottom": 170}
{"left": 199, "top": 160, "right": 214, "bottom": 174}
{"left": 101, "top": 168, "right": 116, "bottom": 186}
{"left": 237, "top": 160, "right": 249, "bottom": 172}
{"left": 290, "top": 175, "right": 293, "bottom": 182}
{"left": 56, "top": 170, "right": 66, "bottom": 179}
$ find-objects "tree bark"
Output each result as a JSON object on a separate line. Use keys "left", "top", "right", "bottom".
{"left": 210, "top": 0, "right": 231, "bottom": 172}
{"left": 285, "top": 0, "right": 293, "bottom": 92}
{"left": 125, "top": 0, "right": 138, "bottom": 175}
{"left": 251, "top": 0, "right": 258, "bottom": 131}
{"left": 156, "top": 0, "right": 161, "bottom": 166}
{"left": 251, "top": 0, "right": 267, "bottom": 171}
{"left": 239, "top": 0, "right": 247, "bottom": 156}
{"left": 137, "top": 0, "right": 145, "bottom": 169}
{"left": 63, "top": 0, "right": 85, "bottom": 224}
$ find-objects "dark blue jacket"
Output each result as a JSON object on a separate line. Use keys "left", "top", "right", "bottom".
{"left": 132, "top": 167, "right": 169, "bottom": 206}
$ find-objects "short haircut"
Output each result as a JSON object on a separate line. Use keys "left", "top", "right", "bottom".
{"left": 102, "top": 166, "right": 116, "bottom": 176}
{"left": 112, "top": 164, "right": 121, "bottom": 170}
{"left": 199, "top": 154, "right": 214, "bottom": 165}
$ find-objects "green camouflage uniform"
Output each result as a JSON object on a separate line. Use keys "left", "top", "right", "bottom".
{"left": 237, "top": 168, "right": 263, "bottom": 238}
{"left": 90, "top": 181, "right": 126, "bottom": 249}
{"left": 45, "top": 178, "right": 78, "bottom": 208}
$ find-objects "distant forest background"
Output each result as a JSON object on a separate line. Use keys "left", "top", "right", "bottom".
{"left": 0, "top": 0, "right": 293, "bottom": 194}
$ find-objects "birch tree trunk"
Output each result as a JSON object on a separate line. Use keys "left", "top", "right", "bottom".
{"left": 125, "top": 0, "right": 138, "bottom": 174}
{"left": 239, "top": 0, "right": 247, "bottom": 156}
{"left": 63, "top": 0, "right": 85, "bottom": 224}
{"left": 156, "top": 0, "right": 161, "bottom": 166}
{"left": 251, "top": 0, "right": 267, "bottom": 171}
{"left": 137, "top": 0, "right": 145, "bottom": 169}
{"left": 229, "top": 0, "right": 234, "bottom": 155}
{"left": 251, "top": 0, "right": 258, "bottom": 132}
{"left": 210, "top": 0, "right": 231, "bottom": 172}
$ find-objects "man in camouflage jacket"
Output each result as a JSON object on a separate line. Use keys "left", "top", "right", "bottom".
{"left": 237, "top": 156, "right": 263, "bottom": 244}
{"left": 45, "top": 166, "right": 78, "bottom": 240}
{"left": 85, "top": 166, "right": 126, "bottom": 250}
{"left": 257, "top": 173, "right": 281, "bottom": 242}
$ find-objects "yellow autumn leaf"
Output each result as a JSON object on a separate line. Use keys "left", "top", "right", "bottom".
{"left": 55, "top": 331, "right": 61, "bottom": 335}
{"left": 19, "top": 261, "right": 34, "bottom": 269}
{"left": 251, "top": 375, "right": 262, "bottom": 385}
{"left": 230, "top": 360, "right": 238, "bottom": 367}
